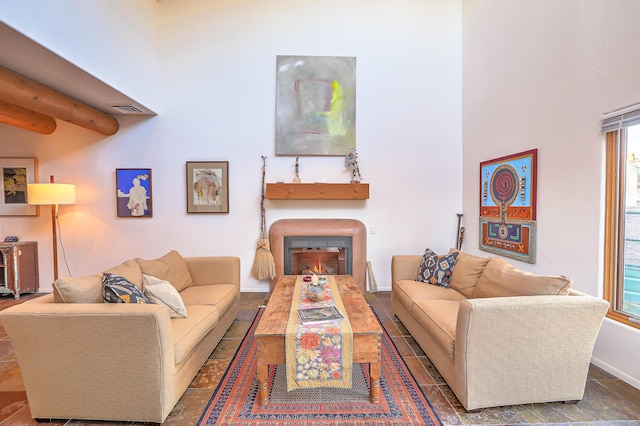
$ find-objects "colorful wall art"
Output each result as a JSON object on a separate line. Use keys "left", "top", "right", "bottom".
{"left": 116, "top": 168, "right": 152, "bottom": 218}
{"left": 275, "top": 55, "right": 356, "bottom": 156}
{"left": 479, "top": 149, "right": 537, "bottom": 263}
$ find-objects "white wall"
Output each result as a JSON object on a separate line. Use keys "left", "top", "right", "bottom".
{"left": 0, "top": 0, "right": 159, "bottom": 106}
{"left": 0, "top": 0, "right": 462, "bottom": 293}
{"left": 462, "top": 0, "right": 640, "bottom": 389}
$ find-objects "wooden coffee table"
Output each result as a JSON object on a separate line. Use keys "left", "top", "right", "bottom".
{"left": 254, "top": 275, "right": 382, "bottom": 405}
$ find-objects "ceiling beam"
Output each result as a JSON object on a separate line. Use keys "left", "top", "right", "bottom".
{"left": 0, "top": 66, "right": 119, "bottom": 135}
{"left": 0, "top": 99, "right": 56, "bottom": 134}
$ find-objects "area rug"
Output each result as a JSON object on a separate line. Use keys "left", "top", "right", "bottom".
{"left": 198, "top": 307, "right": 443, "bottom": 425}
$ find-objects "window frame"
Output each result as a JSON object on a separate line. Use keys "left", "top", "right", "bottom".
{"left": 604, "top": 129, "right": 640, "bottom": 330}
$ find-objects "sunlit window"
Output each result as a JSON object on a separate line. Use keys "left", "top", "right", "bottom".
{"left": 605, "top": 123, "right": 640, "bottom": 329}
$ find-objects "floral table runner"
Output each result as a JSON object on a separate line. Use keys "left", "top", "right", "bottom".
{"left": 286, "top": 275, "right": 353, "bottom": 391}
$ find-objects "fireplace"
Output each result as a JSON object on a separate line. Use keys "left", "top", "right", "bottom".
{"left": 284, "top": 236, "right": 352, "bottom": 276}
{"left": 269, "top": 219, "right": 366, "bottom": 292}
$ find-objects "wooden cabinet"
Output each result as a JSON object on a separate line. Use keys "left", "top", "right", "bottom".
{"left": 265, "top": 183, "right": 369, "bottom": 200}
{"left": 0, "top": 241, "right": 39, "bottom": 299}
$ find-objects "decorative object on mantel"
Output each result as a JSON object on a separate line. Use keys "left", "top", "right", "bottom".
{"left": 293, "top": 156, "right": 301, "bottom": 183}
{"left": 479, "top": 149, "right": 537, "bottom": 263}
{"left": 275, "top": 55, "right": 356, "bottom": 156}
{"left": 250, "top": 156, "right": 276, "bottom": 280}
{"left": 345, "top": 148, "right": 362, "bottom": 183}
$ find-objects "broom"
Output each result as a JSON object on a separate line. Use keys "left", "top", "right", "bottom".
{"left": 250, "top": 156, "right": 276, "bottom": 280}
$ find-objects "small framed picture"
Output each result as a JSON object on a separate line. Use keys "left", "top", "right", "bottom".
{"left": 186, "top": 161, "right": 229, "bottom": 213}
{"left": 116, "top": 168, "right": 152, "bottom": 218}
{"left": 1, "top": 157, "right": 39, "bottom": 216}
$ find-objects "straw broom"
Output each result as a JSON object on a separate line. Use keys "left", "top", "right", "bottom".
{"left": 250, "top": 156, "right": 276, "bottom": 280}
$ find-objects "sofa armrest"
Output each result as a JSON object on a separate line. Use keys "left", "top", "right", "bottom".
{"left": 391, "top": 255, "right": 422, "bottom": 283}
{"left": 185, "top": 256, "right": 240, "bottom": 288}
{"left": 0, "top": 302, "right": 175, "bottom": 422}
{"left": 455, "top": 294, "right": 609, "bottom": 409}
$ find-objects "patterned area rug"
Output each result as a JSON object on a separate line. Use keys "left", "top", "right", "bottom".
{"left": 198, "top": 307, "right": 442, "bottom": 425}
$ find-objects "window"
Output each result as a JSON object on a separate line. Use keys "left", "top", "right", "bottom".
{"left": 604, "top": 122, "right": 640, "bottom": 330}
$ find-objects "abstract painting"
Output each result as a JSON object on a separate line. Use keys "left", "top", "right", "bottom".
{"left": 479, "top": 149, "right": 537, "bottom": 263}
{"left": 275, "top": 55, "right": 356, "bottom": 156}
{"left": 186, "top": 161, "right": 229, "bottom": 213}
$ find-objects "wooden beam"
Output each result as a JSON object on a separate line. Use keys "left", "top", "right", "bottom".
{"left": 0, "top": 66, "right": 119, "bottom": 135}
{"left": 0, "top": 99, "right": 56, "bottom": 134}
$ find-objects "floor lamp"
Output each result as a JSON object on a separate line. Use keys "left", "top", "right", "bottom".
{"left": 28, "top": 175, "right": 76, "bottom": 281}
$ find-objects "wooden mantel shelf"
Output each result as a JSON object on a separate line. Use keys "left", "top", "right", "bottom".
{"left": 265, "top": 183, "right": 369, "bottom": 200}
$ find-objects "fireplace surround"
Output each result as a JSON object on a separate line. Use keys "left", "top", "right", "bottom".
{"left": 269, "top": 219, "right": 367, "bottom": 292}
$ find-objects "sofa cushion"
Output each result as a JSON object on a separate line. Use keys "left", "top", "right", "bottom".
{"left": 103, "top": 273, "right": 149, "bottom": 304}
{"left": 179, "top": 284, "right": 237, "bottom": 316}
{"left": 53, "top": 274, "right": 103, "bottom": 303}
{"left": 171, "top": 305, "right": 219, "bottom": 364}
{"left": 412, "top": 299, "right": 461, "bottom": 360}
{"left": 448, "top": 249, "right": 491, "bottom": 299}
{"left": 105, "top": 260, "right": 143, "bottom": 290}
{"left": 135, "top": 250, "right": 193, "bottom": 292}
{"left": 394, "top": 279, "right": 467, "bottom": 314}
{"left": 473, "top": 257, "right": 572, "bottom": 298}
{"left": 52, "top": 260, "right": 143, "bottom": 303}
{"left": 417, "top": 248, "right": 459, "bottom": 287}
{"left": 142, "top": 274, "right": 188, "bottom": 318}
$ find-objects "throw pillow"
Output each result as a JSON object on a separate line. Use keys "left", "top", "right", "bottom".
{"left": 134, "top": 250, "right": 193, "bottom": 292}
{"left": 416, "top": 248, "right": 459, "bottom": 287}
{"left": 103, "top": 273, "right": 149, "bottom": 304}
{"left": 142, "top": 274, "right": 188, "bottom": 318}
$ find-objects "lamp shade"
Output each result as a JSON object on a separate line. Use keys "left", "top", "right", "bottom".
{"left": 27, "top": 183, "right": 76, "bottom": 205}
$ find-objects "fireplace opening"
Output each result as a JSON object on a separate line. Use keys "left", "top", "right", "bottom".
{"left": 284, "top": 236, "right": 352, "bottom": 276}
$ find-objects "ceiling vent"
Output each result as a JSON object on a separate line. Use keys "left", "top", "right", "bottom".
{"left": 109, "top": 104, "right": 145, "bottom": 114}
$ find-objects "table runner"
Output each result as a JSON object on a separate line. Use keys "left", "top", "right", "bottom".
{"left": 286, "top": 275, "right": 353, "bottom": 391}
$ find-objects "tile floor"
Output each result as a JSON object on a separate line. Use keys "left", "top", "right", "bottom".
{"left": 0, "top": 292, "right": 639, "bottom": 425}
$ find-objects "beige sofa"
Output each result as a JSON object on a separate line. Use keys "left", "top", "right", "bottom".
{"left": 0, "top": 250, "right": 240, "bottom": 423}
{"left": 392, "top": 250, "right": 609, "bottom": 411}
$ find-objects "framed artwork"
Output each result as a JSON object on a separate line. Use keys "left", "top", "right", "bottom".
{"left": 186, "top": 161, "right": 229, "bottom": 213}
{"left": 479, "top": 149, "right": 537, "bottom": 263}
{"left": 1, "top": 157, "right": 39, "bottom": 216}
{"left": 116, "top": 168, "right": 152, "bottom": 218}
{"left": 275, "top": 55, "right": 356, "bottom": 156}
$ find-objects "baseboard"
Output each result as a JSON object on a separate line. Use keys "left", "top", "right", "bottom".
{"left": 241, "top": 286, "right": 270, "bottom": 293}
{"left": 590, "top": 356, "right": 640, "bottom": 390}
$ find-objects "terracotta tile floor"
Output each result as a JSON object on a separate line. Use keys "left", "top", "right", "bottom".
{"left": 1, "top": 291, "right": 639, "bottom": 425}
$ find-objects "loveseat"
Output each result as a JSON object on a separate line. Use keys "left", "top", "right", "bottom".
{"left": 0, "top": 250, "right": 240, "bottom": 423}
{"left": 391, "top": 249, "right": 609, "bottom": 411}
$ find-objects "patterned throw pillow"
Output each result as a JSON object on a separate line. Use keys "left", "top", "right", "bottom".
{"left": 416, "top": 248, "right": 459, "bottom": 287}
{"left": 103, "top": 273, "right": 149, "bottom": 304}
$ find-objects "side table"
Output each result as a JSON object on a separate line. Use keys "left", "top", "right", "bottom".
{"left": 0, "top": 241, "right": 39, "bottom": 299}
